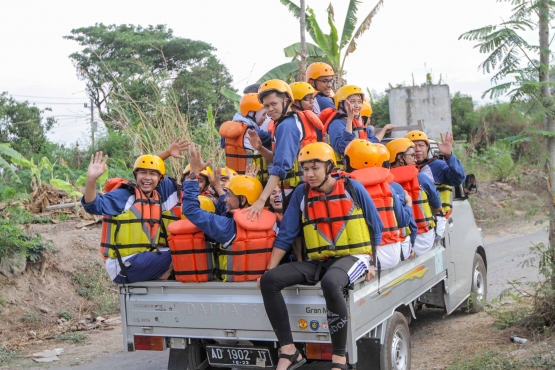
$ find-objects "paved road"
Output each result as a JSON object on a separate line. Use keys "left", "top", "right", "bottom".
{"left": 52, "top": 230, "right": 548, "bottom": 370}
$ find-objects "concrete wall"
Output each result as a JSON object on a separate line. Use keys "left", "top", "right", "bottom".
{"left": 388, "top": 85, "right": 452, "bottom": 140}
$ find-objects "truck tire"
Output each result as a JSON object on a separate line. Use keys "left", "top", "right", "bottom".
{"left": 462, "top": 253, "right": 487, "bottom": 313}
{"left": 380, "top": 312, "right": 411, "bottom": 370}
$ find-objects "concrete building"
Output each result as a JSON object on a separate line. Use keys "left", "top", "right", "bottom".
{"left": 388, "top": 85, "right": 452, "bottom": 140}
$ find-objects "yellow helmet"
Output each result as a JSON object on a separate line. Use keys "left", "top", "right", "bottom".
{"left": 361, "top": 100, "right": 373, "bottom": 118}
{"left": 133, "top": 155, "right": 165, "bottom": 176}
{"left": 373, "top": 143, "right": 390, "bottom": 167}
{"left": 386, "top": 138, "right": 414, "bottom": 163}
{"left": 258, "top": 79, "right": 293, "bottom": 103}
{"left": 344, "top": 139, "right": 379, "bottom": 170}
{"left": 240, "top": 93, "right": 264, "bottom": 117}
{"left": 334, "top": 85, "right": 364, "bottom": 108}
{"left": 220, "top": 167, "right": 238, "bottom": 178}
{"left": 226, "top": 175, "right": 263, "bottom": 206}
{"left": 198, "top": 195, "right": 216, "bottom": 213}
{"left": 182, "top": 164, "right": 212, "bottom": 178}
{"left": 405, "top": 130, "right": 429, "bottom": 144}
{"left": 298, "top": 142, "right": 336, "bottom": 165}
{"left": 306, "top": 62, "right": 334, "bottom": 81}
{"left": 290, "top": 82, "right": 316, "bottom": 101}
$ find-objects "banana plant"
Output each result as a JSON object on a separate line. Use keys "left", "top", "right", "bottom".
{"left": 75, "top": 167, "right": 109, "bottom": 191}
{"left": 258, "top": 0, "right": 386, "bottom": 87}
{"left": 49, "top": 178, "right": 84, "bottom": 213}
{"left": 0, "top": 143, "right": 24, "bottom": 184}
{"left": 11, "top": 156, "right": 55, "bottom": 187}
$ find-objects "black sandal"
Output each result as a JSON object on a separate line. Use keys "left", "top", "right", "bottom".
{"left": 279, "top": 349, "right": 306, "bottom": 370}
{"left": 331, "top": 363, "right": 351, "bottom": 370}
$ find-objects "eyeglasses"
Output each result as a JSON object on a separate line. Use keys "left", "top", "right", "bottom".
{"left": 316, "top": 78, "right": 335, "bottom": 85}
{"left": 404, "top": 153, "right": 416, "bottom": 158}
{"left": 302, "top": 95, "right": 315, "bottom": 102}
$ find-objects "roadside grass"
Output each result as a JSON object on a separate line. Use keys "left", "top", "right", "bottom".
{"left": 72, "top": 261, "right": 119, "bottom": 317}
{"left": 21, "top": 312, "right": 41, "bottom": 325}
{"left": 447, "top": 348, "right": 555, "bottom": 370}
{"left": 55, "top": 332, "right": 88, "bottom": 344}
{"left": 0, "top": 346, "right": 18, "bottom": 365}
{"left": 57, "top": 311, "right": 73, "bottom": 320}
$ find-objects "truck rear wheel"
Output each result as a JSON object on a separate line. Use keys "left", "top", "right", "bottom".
{"left": 380, "top": 312, "right": 411, "bottom": 370}
{"left": 462, "top": 253, "right": 487, "bottom": 313}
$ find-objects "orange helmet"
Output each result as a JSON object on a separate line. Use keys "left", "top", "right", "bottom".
{"left": 240, "top": 93, "right": 263, "bottom": 116}
{"left": 361, "top": 100, "right": 373, "bottom": 118}
{"left": 405, "top": 130, "right": 429, "bottom": 144}
{"left": 258, "top": 79, "right": 293, "bottom": 103}
{"left": 386, "top": 138, "right": 414, "bottom": 163}
{"left": 133, "top": 155, "right": 165, "bottom": 176}
{"left": 373, "top": 143, "right": 390, "bottom": 167}
{"left": 334, "top": 85, "right": 364, "bottom": 108}
{"left": 290, "top": 82, "right": 316, "bottom": 101}
{"left": 344, "top": 139, "right": 379, "bottom": 170}
{"left": 298, "top": 142, "right": 336, "bottom": 165}
{"left": 306, "top": 62, "right": 334, "bottom": 81}
{"left": 226, "top": 175, "right": 263, "bottom": 206}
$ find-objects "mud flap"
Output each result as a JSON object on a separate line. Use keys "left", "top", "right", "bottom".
{"left": 356, "top": 337, "right": 381, "bottom": 370}
{"left": 167, "top": 348, "right": 188, "bottom": 370}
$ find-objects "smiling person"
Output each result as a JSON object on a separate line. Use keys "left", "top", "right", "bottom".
{"left": 320, "top": 85, "right": 368, "bottom": 170}
{"left": 244, "top": 79, "right": 322, "bottom": 220}
{"left": 306, "top": 62, "right": 336, "bottom": 115}
{"left": 387, "top": 138, "right": 441, "bottom": 257}
{"left": 406, "top": 130, "right": 466, "bottom": 242}
{"left": 259, "top": 142, "right": 382, "bottom": 370}
{"left": 181, "top": 143, "right": 275, "bottom": 282}
{"left": 82, "top": 152, "right": 181, "bottom": 284}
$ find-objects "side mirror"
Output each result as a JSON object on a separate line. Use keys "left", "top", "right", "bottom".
{"left": 464, "top": 174, "right": 477, "bottom": 195}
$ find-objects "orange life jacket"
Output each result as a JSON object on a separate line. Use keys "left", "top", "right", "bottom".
{"left": 390, "top": 166, "right": 435, "bottom": 234}
{"left": 159, "top": 179, "right": 182, "bottom": 247}
{"left": 320, "top": 112, "right": 368, "bottom": 170}
{"left": 219, "top": 120, "right": 268, "bottom": 182}
{"left": 350, "top": 167, "right": 401, "bottom": 245}
{"left": 99, "top": 178, "right": 162, "bottom": 261}
{"left": 167, "top": 219, "right": 216, "bottom": 283}
{"left": 218, "top": 209, "right": 276, "bottom": 282}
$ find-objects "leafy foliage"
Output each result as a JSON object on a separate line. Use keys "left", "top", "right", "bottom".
{"left": 0, "top": 143, "right": 24, "bottom": 184}
{"left": 0, "top": 219, "right": 55, "bottom": 264}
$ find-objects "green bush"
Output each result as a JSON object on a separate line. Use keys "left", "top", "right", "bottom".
{"left": 456, "top": 141, "right": 517, "bottom": 182}
{"left": 55, "top": 332, "right": 87, "bottom": 344}
{"left": 58, "top": 311, "right": 73, "bottom": 320}
{"left": 0, "top": 346, "right": 18, "bottom": 365}
{"left": 0, "top": 219, "right": 55, "bottom": 264}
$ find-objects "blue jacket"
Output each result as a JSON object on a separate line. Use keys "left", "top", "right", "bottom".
{"left": 274, "top": 179, "right": 384, "bottom": 252}
{"left": 315, "top": 93, "right": 335, "bottom": 112}
{"left": 418, "top": 173, "right": 442, "bottom": 210}
{"left": 327, "top": 117, "right": 357, "bottom": 157}
{"left": 365, "top": 127, "right": 380, "bottom": 143}
{"left": 181, "top": 181, "right": 236, "bottom": 247}
{"left": 81, "top": 177, "right": 179, "bottom": 216}
{"left": 420, "top": 154, "right": 466, "bottom": 186}
{"left": 268, "top": 115, "right": 302, "bottom": 179}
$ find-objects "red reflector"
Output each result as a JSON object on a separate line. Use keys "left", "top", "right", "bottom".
{"left": 134, "top": 336, "right": 165, "bottom": 351}
{"left": 306, "top": 343, "right": 333, "bottom": 360}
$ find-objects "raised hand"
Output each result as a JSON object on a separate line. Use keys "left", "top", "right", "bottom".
{"left": 87, "top": 151, "right": 108, "bottom": 180}
{"left": 188, "top": 143, "right": 213, "bottom": 175}
{"left": 383, "top": 123, "right": 396, "bottom": 131}
{"left": 167, "top": 138, "right": 189, "bottom": 159}
{"left": 438, "top": 132, "right": 454, "bottom": 157}
{"left": 211, "top": 164, "right": 222, "bottom": 186}
{"left": 245, "top": 162, "right": 260, "bottom": 178}
{"left": 247, "top": 129, "right": 263, "bottom": 151}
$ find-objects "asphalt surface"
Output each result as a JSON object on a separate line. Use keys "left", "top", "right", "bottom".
{"left": 52, "top": 230, "right": 549, "bottom": 370}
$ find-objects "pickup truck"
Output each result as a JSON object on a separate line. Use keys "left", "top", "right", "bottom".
{"left": 116, "top": 141, "right": 486, "bottom": 370}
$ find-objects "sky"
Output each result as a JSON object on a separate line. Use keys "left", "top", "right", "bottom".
{"left": 1, "top": 0, "right": 515, "bottom": 146}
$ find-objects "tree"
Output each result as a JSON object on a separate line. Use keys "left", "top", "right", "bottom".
{"left": 258, "top": 0, "right": 386, "bottom": 88}
{"left": 0, "top": 92, "right": 55, "bottom": 156}
{"left": 460, "top": 0, "right": 555, "bottom": 288}
{"left": 64, "top": 23, "right": 236, "bottom": 126}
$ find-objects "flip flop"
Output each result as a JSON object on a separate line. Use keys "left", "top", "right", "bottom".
{"left": 331, "top": 363, "right": 351, "bottom": 370}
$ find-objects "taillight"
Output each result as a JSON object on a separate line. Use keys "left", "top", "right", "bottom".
{"left": 305, "top": 343, "right": 333, "bottom": 360}
{"left": 134, "top": 336, "right": 165, "bottom": 351}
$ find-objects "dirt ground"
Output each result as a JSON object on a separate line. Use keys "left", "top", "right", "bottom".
{"left": 0, "top": 177, "right": 553, "bottom": 369}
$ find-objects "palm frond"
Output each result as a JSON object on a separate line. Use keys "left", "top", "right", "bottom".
{"left": 327, "top": 4, "right": 340, "bottom": 66}
{"left": 0, "top": 156, "right": 22, "bottom": 184}
{"left": 280, "top": 0, "right": 317, "bottom": 44}
{"left": 343, "top": 0, "right": 385, "bottom": 58}
{"left": 306, "top": 7, "right": 334, "bottom": 58}
{"left": 220, "top": 87, "right": 241, "bottom": 103}
{"left": 0, "top": 143, "right": 24, "bottom": 160}
{"left": 459, "top": 25, "right": 498, "bottom": 41}
{"left": 284, "top": 42, "right": 325, "bottom": 58}
{"left": 256, "top": 60, "right": 299, "bottom": 83}
{"left": 340, "top": 0, "right": 360, "bottom": 50}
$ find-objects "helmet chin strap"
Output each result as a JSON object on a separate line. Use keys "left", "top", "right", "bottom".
{"left": 276, "top": 99, "right": 291, "bottom": 122}
{"left": 313, "top": 161, "right": 333, "bottom": 191}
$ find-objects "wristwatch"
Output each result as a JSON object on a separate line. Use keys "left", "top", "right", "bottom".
{"left": 189, "top": 172, "right": 199, "bottom": 180}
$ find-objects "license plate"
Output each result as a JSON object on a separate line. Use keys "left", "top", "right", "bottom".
{"left": 206, "top": 345, "right": 273, "bottom": 368}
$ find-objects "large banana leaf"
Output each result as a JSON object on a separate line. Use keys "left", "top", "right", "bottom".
{"left": 0, "top": 143, "right": 24, "bottom": 159}
{"left": 306, "top": 8, "right": 334, "bottom": 63}
{"left": 220, "top": 87, "right": 241, "bottom": 103}
{"left": 256, "top": 61, "right": 300, "bottom": 83}
{"left": 326, "top": 4, "right": 340, "bottom": 67}
{"left": 343, "top": 0, "right": 385, "bottom": 59}
{"left": 340, "top": 0, "right": 360, "bottom": 50}
{"left": 0, "top": 156, "right": 22, "bottom": 184}
{"left": 284, "top": 42, "right": 325, "bottom": 58}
